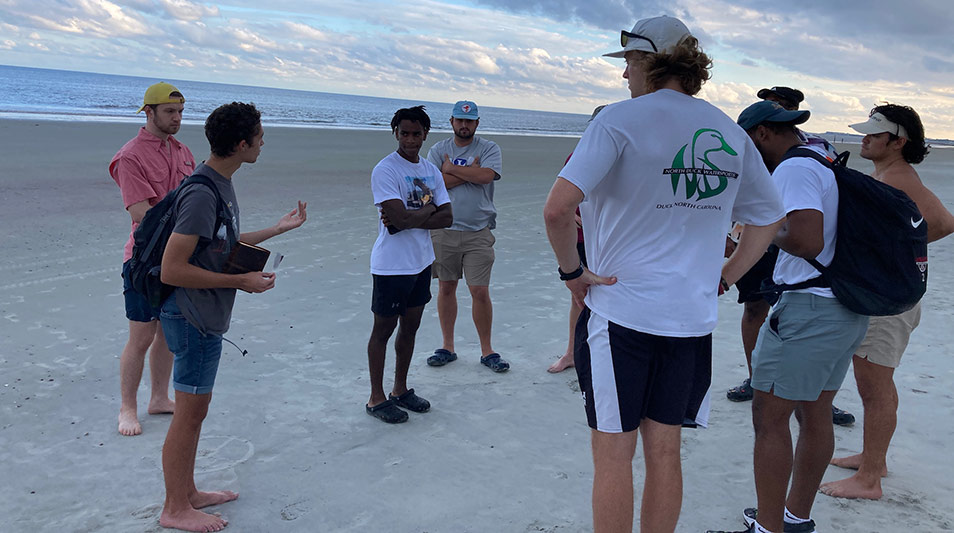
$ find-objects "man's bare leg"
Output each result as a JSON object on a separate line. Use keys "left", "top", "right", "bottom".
{"left": 741, "top": 300, "right": 770, "bottom": 376}
{"left": 549, "top": 298, "right": 582, "bottom": 373}
{"left": 437, "top": 280, "right": 459, "bottom": 354}
{"left": 368, "top": 313, "right": 399, "bottom": 407}
{"left": 752, "top": 390, "right": 797, "bottom": 533}
{"left": 822, "top": 357, "right": 895, "bottom": 499}
{"left": 159, "top": 390, "right": 231, "bottom": 532}
{"left": 118, "top": 320, "right": 159, "bottom": 436}
{"left": 591, "top": 429, "right": 639, "bottom": 533}
{"left": 469, "top": 284, "right": 495, "bottom": 357}
{"left": 786, "top": 390, "right": 837, "bottom": 519}
{"left": 147, "top": 322, "right": 175, "bottom": 415}
{"left": 392, "top": 305, "right": 424, "bottom": 397}
{"left": 639, "top": 419, "right": 683, "bottom": 532}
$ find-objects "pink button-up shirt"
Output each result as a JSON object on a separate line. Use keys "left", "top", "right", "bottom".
{"left": 109, "top": 127, "right": 196, "bottom": 262}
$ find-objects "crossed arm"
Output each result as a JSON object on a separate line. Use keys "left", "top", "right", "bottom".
{"left": 380, "top": 199, "right": 453, "bottom": 231}
{"left": 440, "top": 154, "right": 498, "bottom": 189}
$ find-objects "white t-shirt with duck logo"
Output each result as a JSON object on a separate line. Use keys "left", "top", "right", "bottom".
{"left": 370, "top": 151, "right": 451, "bottom": 275}
{"left": 560, "top": 89, "right": 785, "bottom": 337}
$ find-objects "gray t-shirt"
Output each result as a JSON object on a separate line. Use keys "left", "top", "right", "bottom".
{"left": 171, "top": 163, "right": 240, "bottom": 335}
{"left": 426, "top": 136, "right": 502, "bottom": 231}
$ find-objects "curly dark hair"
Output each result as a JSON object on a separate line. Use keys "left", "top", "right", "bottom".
{"left": 872, "top": 103, "right": 930, "bottom": 164}
{"left": 390, "top": 105, "right": 430, "bottom": 132}
{"left": 631, "top": 35, "right": 712, "bottom": 96}
{"left": 205, "top": 102, "right": 262, "bottom": 158}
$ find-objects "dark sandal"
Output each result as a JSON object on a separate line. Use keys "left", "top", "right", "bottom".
{"left": 480, "top": 353, "right": 510, "bottom": 373}
{"left": 366, "top": 399, "right": 408, "bottom": 424}
{"left": 427, "top": 348, "right": 458, "bottom": 367}
{"left": 726, "top": 378, "right": 753, "bottom": 402}
{"left": 389, "top": 388, "right": 430, "bottom": 413}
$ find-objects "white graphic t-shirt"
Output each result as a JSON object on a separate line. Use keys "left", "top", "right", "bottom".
{"left": 370, "top": 151, "right": 451, "bottom": 275}
{"left": 770, "top": 144, "right": 838, "bottom": 298}
{"left": 560, "top": 89, "right": 785, "bottom": 337}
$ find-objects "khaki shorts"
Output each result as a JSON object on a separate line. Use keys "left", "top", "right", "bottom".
{"left": 855, "top": 302, "right": 921, "bottom": 368}
{"left": 430, "top": 227, "right": 495, "bottom": 286}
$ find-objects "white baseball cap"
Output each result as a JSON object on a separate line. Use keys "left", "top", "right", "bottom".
{"left": 604, "top": 15, "right": 692, "bottom": 58}
{"left": 849, "top": 112, "right": 908, "bottom": 140}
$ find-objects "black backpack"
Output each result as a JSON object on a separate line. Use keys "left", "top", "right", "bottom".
{"left": 767, "top": 147, "right": 927, "bottom": 316}
{"left": 127, "top": 172, "right": 228, "bottom": 309}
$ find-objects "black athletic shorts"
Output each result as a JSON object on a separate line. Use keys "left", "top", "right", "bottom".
{"left": 577, "top": 241, "right": 587, "bottom": 268}
{"left": 735, "top": 245, "right": 780, "bottom": 304}
{"left": 574, "top": 307, "right": 711, "bottom": 432}
{"left": 371, "top": 266, "right": 432, "bottom": 316}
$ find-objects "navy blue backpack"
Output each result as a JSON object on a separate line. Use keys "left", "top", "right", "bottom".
{"left": 767, "top": 147, "right": 927, "bottom": 316}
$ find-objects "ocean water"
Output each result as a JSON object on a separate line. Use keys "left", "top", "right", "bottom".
{"left": 0, "top": 64, "right": 590, "bottom": 137}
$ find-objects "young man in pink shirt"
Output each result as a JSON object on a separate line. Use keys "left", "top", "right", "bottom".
{"left": 109, "top": 82, "right": 195, "bottom": 436}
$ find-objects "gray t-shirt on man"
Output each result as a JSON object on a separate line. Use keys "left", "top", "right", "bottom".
{"left": 171, "top": 163, "right": 240, "bottom": 335}
{"left": 426, "top": 136, "right": 502, "bottom": 231}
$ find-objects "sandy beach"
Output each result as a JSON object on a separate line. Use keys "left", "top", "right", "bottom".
{"left": 1, "top": 119, "right": 953, "bottom": 532}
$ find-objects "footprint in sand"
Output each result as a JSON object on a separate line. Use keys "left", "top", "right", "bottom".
{"left": 194, "top": 435, "right": 255, "bottom": 474}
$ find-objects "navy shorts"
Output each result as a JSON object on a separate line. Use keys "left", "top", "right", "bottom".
{"left": 575, "top": 307, "right": 711, "bottom": 433}
{"left": 735, "top": 245, "right": 779, "bottom": 304}
{"left": 160, "top": 293, "right": 223, "bottom": 395}
{"left": 371, "top": 266, "right": 432, "bottom": 316}
{"left": 122, "top": 260, "right": 159, "bottom": 322}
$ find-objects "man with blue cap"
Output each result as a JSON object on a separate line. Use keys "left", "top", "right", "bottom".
{"left": 425, "top": 100, "right": 507, "bottom": 373}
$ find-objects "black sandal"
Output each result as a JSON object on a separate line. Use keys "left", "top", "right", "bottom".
{"left": 366, "top": 399, "right": 408, "bottom": 423}
{"left": 389, "top": 388, "right": 430, "bottom": 413}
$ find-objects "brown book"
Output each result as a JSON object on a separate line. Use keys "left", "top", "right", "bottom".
{"left": 223, "top": 241, "right": 271, "bottom": 274}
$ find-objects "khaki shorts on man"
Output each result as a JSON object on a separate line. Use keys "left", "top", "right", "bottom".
{"left": 431, "top": 227, "right": 495, "bottom": 286}
{"left": 855, "top": 302, "right": 921, "bottom": 368}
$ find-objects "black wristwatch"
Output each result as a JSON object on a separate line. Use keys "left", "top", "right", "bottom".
{"left": 559, "top": 262, "right": 585, "bottom": 281}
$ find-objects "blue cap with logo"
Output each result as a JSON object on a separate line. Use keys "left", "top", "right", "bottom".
{"left": 452, "top": 100, "right": 479, "bottom": 120}
{"left": 737, "top": 100, "right": 810, "bottom": 131}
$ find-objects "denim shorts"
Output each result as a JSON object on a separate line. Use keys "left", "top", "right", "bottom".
{"left": 122, "top": 260, "right": 159, "bottom": 322}
{"left": 160, "top": 292, "right": 223, "bottom": 395}
{"left": 751, "top": 292, "right": 869, "bottom": 401}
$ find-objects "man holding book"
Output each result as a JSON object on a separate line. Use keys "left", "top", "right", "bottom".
{"left": 156, "top": 102, "right": 306, "bottom": 532}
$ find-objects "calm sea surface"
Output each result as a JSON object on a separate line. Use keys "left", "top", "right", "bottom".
{"left": 0, "top": 64, "right": 590, "bottom": 137}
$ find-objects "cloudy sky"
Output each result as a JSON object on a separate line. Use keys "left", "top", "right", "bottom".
{"left": 1, "top": 0, "right": 952, "bottom": 138}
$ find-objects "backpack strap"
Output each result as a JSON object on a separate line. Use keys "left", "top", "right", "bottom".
{"left": 178, "top": 172, "right": 234, "bottom": 247}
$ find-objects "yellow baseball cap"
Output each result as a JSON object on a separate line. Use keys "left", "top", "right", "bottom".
{"left": 137, "top": 82, "right": 185, "bottom": 113}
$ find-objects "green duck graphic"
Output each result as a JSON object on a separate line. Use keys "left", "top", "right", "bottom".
{"left": 670, "top": 128, "right": 738, "bottom": 200}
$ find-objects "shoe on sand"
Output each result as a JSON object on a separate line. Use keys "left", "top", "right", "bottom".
{"left": 366, "top": 399, "right": 408, "bottom": 424}
{"left": 727, "top": 377, "right": 754, "bottom": 402}
{"left": 427, "top": 348, "right": 457, "bottom": 367}
{"left": 832, "top": 405, "right": 855, "bottom": 426}
{"left": 480, "top": 353, "right": 510, "bottom": 373}
{"left": 389, "top": 388, "right": 430, "bottom": 413}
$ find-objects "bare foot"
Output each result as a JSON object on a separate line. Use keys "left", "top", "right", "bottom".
{"left": 547, "top": 353, "right": 575, "bottom": 373}
{"left": 148, "top": 397, "right": 176, "bottom": 415}
{"left": 819, "top": 474, "right": 883, "bottom": 500}
{"left": 191, "top": 490, "right": 239, "bottom": 509}
{"left": 159, "top": 508, "right": 227, "bottom": 532}
{"left": 118, "top": 407, "right": 142, "bottom": 436}
{"left": 830, "top": 454, "right": 887, "bottom": 477}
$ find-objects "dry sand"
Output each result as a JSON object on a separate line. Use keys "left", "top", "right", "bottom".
{"left": 1, "top": 120, "right": 953, "bottom": 532}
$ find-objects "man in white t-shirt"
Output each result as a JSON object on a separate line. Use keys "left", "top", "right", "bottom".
{"left": 367, "top": 105, "right": 453, "bottom": 424}
{"left": 708, "top": 101, "right": 870, "bottom": 533}
{"left": 544, "top": 16, "right": 785, "bottom": 533}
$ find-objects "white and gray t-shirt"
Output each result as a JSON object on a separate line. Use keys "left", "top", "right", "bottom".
{"left": 426, "top": 136, "right": 502, "bottom": 231}
{"left": 370, "top": 151, "right": 451, "bottom": 275}
{"left": 560, "top": 89, "right": 785, "bottom": 337}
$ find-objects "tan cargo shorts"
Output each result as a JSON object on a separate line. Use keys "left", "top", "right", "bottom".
{"left": 430, "top": 227, "right": 495, "bottom": 286}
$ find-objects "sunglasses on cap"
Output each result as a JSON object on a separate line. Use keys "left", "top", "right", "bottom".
{"left": 620, "top": 30, "right": 657, "bottom": 53}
